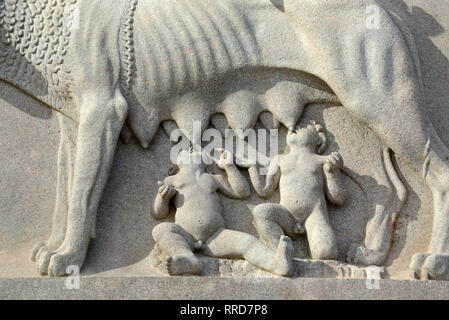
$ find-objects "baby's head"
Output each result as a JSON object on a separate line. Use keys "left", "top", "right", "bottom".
{"left": 286, "top": 120, "right": 327, "bottom": 154}
{"left": 175, "top": 148, "right": 206, "bottom": 171}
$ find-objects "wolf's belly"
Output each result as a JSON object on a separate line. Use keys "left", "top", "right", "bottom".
{"left": 126, "top": 0, "right": 337, "bottom": 146}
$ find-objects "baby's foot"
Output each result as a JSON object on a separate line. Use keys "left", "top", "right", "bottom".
{"left": 273, "top": 236, "right": 295, "bottom": 277}
{"left": 166, "top": 255, "right": 202, "bottom": 276}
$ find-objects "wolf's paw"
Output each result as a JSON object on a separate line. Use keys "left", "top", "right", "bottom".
{"left": 410, "top": 253, "right": 449, "bottom": 281}
{"left": 36, "top": 248, "right": 59, "bottom": 275}
{"left": 31, "top": 241, "right": 47, "bottom": 262}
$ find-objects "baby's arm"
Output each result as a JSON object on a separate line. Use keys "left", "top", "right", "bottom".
{"left": 246, "top": 157, "right": 281, "bottom": 199}
{"left": 323, "top": 152, "right": 346, "bottom": 206}
{"left": 214, "top": 150, "right": 250, "bottom": 199}
{"left": 152, "top": 179, "right": 177, "bottom": 220}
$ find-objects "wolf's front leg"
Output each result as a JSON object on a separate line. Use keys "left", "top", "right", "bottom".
{"left": 31, "top": 114, "right": 77, "bottom": 275}
{"left": 45, "top": 87, "right": 128, "bottom": 277}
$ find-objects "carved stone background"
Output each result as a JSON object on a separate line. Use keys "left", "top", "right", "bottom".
{"left": 0, "top": 0, "right": 448, "bottom": 282}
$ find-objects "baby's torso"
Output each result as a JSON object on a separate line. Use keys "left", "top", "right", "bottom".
{"left": 278, "top": 153, "right": 327, "bottom": 220}
{"left": 169, "top": 172, "right": 225, "bottom": 241}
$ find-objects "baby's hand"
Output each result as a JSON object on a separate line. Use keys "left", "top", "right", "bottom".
{"left": 216, "top": 148, "right": 234, "bottom": 170}
{"left": 235, "top": 154, "right": 256, "bottom": 169}
{"left": 324, "top": 152, "right": 344, "bottom": 172}
{"left": 157, "top": 181, "right": 177, "bottom": 200}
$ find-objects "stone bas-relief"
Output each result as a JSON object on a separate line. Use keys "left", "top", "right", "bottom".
{"left": 0, "top": 0, "right": 449, "bottom": 288}
{"left": 151, "top": 149, "right": 294, "bottom": 276}
{"left": 150, "top": 248, "right": 386, "bottom": 279}
{"left": 148, "top": 124, "right": 384, "bottom": 278}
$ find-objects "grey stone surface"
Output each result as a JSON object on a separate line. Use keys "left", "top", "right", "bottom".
{"left": 1, "top": 0, "right": 449, "bottom": 299}
{"left": 1, "top": 277, "right": 448, "bottom": 300}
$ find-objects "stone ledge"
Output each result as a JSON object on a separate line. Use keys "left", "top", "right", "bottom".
{"left": 1, "top": 277, "right": 448, "bottom": 300}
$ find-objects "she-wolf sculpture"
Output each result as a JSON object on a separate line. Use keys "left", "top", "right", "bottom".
{"left": 0, "top": 0, "right": 448, "bottom": 280}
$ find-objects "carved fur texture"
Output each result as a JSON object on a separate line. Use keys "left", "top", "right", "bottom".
{"left": 0, "top": 0, "right": 76, "bottom": 111}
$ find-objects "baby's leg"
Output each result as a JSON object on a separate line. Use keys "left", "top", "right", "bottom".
{"left": 304, "top": 205, "right": 338, "bottom": 260}
{"left": 152, "top": 222, "right": 202, "bottom": 275}
{"left": 203, "top": 228, "right": 294, "bottom": 276}
{"left": 252, "top": 204, "right": 300, "bottom": 249}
